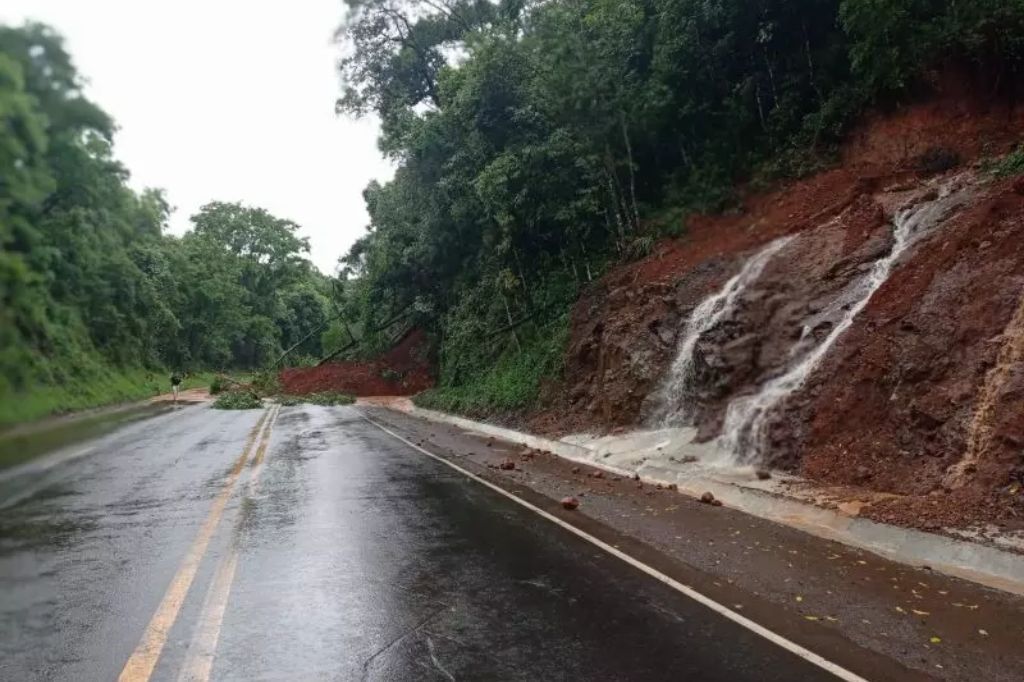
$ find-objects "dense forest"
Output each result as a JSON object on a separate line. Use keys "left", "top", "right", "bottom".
{"left": 332, "top": 0, "right": 1024, "bottom": 415}
{"left": 0, "top": 24, "right": 332, "bottom": 424}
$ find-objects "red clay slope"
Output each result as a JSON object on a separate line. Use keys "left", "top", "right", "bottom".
{"left": 280, "top": 329, "right": 434, "bottom": 397}
{"left": 529, "top": 80, "right": 1024, "bottom": 528}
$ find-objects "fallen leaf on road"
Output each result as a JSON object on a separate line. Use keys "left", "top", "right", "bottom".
{"left": 895, "top": 606, "right": 906, "bottom": 614}
{"left": 912, "top": 610, "right": 930, "bottom": 616}
{"left": 978, "top": 629, "right": 989, "bottom": 636}
{"left": 930, "top": 636, "right": 941, "bottom": 644}
{"left": 826, "top": 616, "right": 838, "bottom": 622}
{"left": 804, "top": 616, "right": 820, "bottom": 621}
{"left": 795, "top": 596, "right": 803, "bottom": 602}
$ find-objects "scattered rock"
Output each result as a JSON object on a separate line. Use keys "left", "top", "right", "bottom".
{"left": 711, "top": 499, "right": 724, "bottom": 507}
{"left": 593, "top": 470, "right": 605, "bottom": 480}
{"left": 667, "top": 483, "right": 678, "bottom": 491}
{"left": 633, "top": 473, "right": 640, "bottom": 481}
{"left": 700, "top": 492, "right": 716, "bottom": 505}
{"left": 561, "top": 496, "right": 580, "bottom": 510}
{"left": 571, "top": 467, "right": 581, "bottom": 474}
{"left": 756, "top": 469, "right": 772, "bottom": 481}
{"left": 680, "top": 455, "right": 699, "bottom": 464}
{"left": 499, "top": 459, "right": 516, "bottom": 471}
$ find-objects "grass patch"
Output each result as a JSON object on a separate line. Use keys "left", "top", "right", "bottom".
{"left": 277, "top": 391, "right": 355, "bottom": 407}
{"left": 211, "top": 390, "right": 263, "bottom": 410}
{"left": 0, "top": 367, "right": 169, "bottom": 429}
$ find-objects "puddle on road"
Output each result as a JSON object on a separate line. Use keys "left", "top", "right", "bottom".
{"left": 0, "top": 403, "right": 175, "bottom": 474}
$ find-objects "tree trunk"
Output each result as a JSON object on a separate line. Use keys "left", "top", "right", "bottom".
{"left": 620, "top": 113, "right": 641, "bottom": 232}
{"left": 502, "top": 294, "right": 522, "bottom": 353}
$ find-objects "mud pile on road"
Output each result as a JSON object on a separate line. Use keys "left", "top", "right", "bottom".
{"left": 530, "top": 84, "right": 1024, "bottom": 529}
{"left": 279, "top": 329, "right": 434, "bottom": 397}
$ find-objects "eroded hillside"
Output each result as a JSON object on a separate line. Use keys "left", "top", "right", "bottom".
{"left": 531, "top": 90, "right": 1024, "bottom": 528}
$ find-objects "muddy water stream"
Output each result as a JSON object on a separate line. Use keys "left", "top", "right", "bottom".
{"left": 720, "top": 176, "right": 976, "bottom": 463}
{"left": 647, "top": 236, "right": 794, "bottom": 428}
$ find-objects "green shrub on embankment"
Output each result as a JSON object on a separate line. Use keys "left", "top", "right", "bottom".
{"left": 0, "top": 366, "right": 220, "bottom": 429}
{"left": 414, "top": 317, "right": 569, "bottom": 417}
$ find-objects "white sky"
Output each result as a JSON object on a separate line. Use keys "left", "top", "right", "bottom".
{"left": 1, "top": 0, "right": 393, "bottom": 274}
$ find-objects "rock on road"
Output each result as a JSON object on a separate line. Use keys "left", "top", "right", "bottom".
{"left": 2, "top": 402, "right": 869, "bottom": 680}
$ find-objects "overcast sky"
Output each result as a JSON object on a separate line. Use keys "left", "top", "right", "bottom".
{"left": 1, "top": 0, "right": 393, "bottom": 273}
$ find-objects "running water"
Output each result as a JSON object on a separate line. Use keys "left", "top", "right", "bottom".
{"left": 647, "top": 236, "right": 794, "bottom": 427}
{"left": 720, "top": 177, "right": 974, "bottom": 464}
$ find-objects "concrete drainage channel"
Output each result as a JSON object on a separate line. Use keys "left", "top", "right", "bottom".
{"left": 378, "top": 402, "right": 1024, "bottom": 598}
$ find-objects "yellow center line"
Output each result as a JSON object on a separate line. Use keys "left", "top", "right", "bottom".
{"left": 118, "top": 407, "right": 272, "bottom": 682}
{"left": 177, "top": 405, "right": 280, "bottom": 682}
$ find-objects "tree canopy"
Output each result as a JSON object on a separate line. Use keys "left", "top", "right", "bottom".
{"left": 0, "top": 23, "right": 332, "bottom": 408}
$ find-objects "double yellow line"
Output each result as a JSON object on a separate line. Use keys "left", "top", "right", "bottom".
{"left": 119, "top": 405, "right": 279, "bottom": 682}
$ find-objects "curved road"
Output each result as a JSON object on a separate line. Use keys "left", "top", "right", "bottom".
{"left": 0, "top": 403, "right": 843, "bottom": 680}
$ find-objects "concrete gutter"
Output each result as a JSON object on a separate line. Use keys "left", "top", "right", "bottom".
{"left": 394, "top": 403, "right": 1024, "bottom": 597}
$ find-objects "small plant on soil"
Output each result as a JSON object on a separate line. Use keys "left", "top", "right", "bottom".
{"left": 990, "top": 145, "right": 1024, "bottom": 178}
{"left": 212, "top": 391, "right": 263, "bottom": 410}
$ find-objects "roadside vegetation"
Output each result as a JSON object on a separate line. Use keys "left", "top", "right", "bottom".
{"left": 212, "top": 391, "right": 263, "bottom": 410}
{"left": 278, "top": 392, "right": 355, "bottom": 407}
{"left": 990, "top": 145, "right": 1024, "bottom": 178}
{"left": 332, "top": 0, "right": 1024, "bottom": 418}
{"left": 0, "top": 24, "right": 336, "bottom": 425}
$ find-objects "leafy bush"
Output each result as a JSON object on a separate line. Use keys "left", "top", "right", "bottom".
{"left": 306, "top": 391, "right": 356, "bottom": 406}
{"left": 212, "top": 391, "right": 263, "bottom": 410}
{"left": 209, "top": 374, "right": 232, "bottom": 395}
{"left": 250, "top": 370, "right": 281, "bottom": 397}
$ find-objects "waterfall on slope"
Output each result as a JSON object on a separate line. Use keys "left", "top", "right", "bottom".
{"left": 647, "top": 236, "right": 795, "bottom": 427}
{"left": 720, "top": 176, "right": 975, "bottom": 464}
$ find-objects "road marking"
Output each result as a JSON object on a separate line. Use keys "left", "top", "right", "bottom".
{"left": 118, "top": 407, "right": 273, "bottom": 682}
{"left": 177, "top": 406, "right": 279, "bottom": 682}
{"left": 361, "top": 414, "right": 867, "bottom": 682}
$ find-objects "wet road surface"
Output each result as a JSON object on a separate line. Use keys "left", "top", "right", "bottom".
{"left": 1, "top": 403, "right": 843, "bottom": 680}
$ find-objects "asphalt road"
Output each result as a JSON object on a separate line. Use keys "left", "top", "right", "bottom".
{"left": 0, "top": 403, "right": 843, "bottom": 681}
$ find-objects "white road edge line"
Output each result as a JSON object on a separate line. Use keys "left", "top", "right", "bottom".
{"left": 360, "top": 413, "right": 867, "bottom": 682}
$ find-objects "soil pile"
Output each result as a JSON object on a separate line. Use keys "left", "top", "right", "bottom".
{"left": 531, "top": 84, "right": 1024, "bottom": 529}
{"left": 279, "top": 329, "right": 434, "bottom": 397}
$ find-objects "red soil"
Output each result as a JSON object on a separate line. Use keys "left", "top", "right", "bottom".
{"left": 528, "top": 84, "right": 1024, "bottom": 529}
{"left": 279, "top": 329, "right": 434, "bottom": 397}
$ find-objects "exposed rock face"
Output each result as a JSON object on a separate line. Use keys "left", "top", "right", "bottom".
{"left": 530, "top": 93, "right": 1024, "bottom": 526}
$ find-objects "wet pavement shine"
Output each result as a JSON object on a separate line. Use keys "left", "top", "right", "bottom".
{"left": 1, "top": 403, "right": 838, "bottom": 681}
